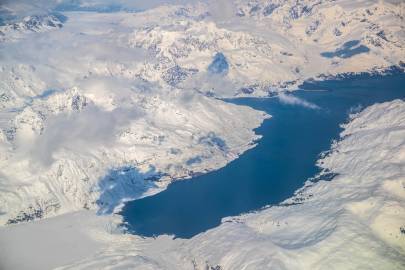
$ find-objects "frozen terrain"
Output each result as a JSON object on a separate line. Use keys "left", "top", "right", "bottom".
{"left": 0, "top": 7, "right": 271, "bottom": 224}
{"left": 1, "top": 99, "right": 404, "bottom": 270}
{"left": 0, "top": 0, "right": 404, "bottom": 269}
{"left": 1, "top": 1, "right": 404, "bottom": 96}
{"left": 0, "top": 0, "right": 403, "bottom": 225}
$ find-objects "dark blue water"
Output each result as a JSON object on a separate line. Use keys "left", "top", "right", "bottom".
{"left": 121, "top": 71, "right": 405, "bottom": 238}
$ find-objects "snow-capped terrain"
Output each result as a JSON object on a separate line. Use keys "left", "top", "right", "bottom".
{"left": 0, "top": 6, "right": 271, "bottom": 225}
{"left": 1, "top": 1, "right": 404, "bottom": 96}
{"left": 0, "top": 0, "right": 404, "bottom": 269}
{"left": 1, "top": 99, "right": 404, "bottom": 270}
{"left": 125, "top": 0, "right": 404, "bottom": 96}
{"left": 0, "top": 13, "right": 66, "bottom": 42}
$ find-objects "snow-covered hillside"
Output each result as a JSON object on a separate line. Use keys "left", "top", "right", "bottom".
{"left": 125, "top": 0, "right": 404, "bottom": 96}
{"left": 0, "top": 1, "right": 404, "bottom": 269}
{"left": 1, "top": 1, "right": 404, "bottom": 97}
{"left": 1, "top": 99, "right": 404, "bottom": 270}
{"left": 0, "top": 6, "right": 272, "bottom": 225}
{"left": 0, "top": 13, "right": 66, "bottom": 42}
{"left": 0, "top": 78, "right": 267, "bottom": 225}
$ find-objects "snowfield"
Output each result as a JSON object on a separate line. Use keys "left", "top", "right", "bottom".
{"left": 1, "top": 100, "right": 404, "bottom": 270}
{"left": 0, "top": 83, "right": 268, "bottom": 225}
{"left": 1, "top": 1, "right": 404, "bottom": 97}
{"left": 0, "top": 0, "right": 403, "bottom": 225}
{"left": 0, "top": 7, "right": 272, "bottom": 224}
{"left": 0, "top": 0, "right": 404, "bottom": 269}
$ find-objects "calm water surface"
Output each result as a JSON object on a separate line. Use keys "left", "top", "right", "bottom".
{"left": 121, "top": 72, "right": 405, "bottom": 238}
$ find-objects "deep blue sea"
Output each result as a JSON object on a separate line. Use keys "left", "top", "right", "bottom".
{"left": 121, "top": 71, "right": 405, "bottom": 238}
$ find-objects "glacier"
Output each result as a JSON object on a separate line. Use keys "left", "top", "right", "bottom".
{"left": 0, "top": 0, "right": 404, "bottom": 269}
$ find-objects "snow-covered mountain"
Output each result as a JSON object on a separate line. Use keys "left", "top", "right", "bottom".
{"left": 0, "top": 0, "right": 404, "bottom": 269}
{"left": 0, "top": 13, "right": 67, "bottom": 42}
{"left": 124, "top": 0, "right": 404, "bottom": 96}
{"left": 1, "top": 1, "right": 403, "bottom": 97}
{"left": 0, "top": 0, "right": 403, "bottom": 231}
{"left": 0, "top": 81, "right": 267, "bottom": 225}
{"left": 0, "top": 0, "right": 403, "bottom": 228}
{"left": 1, "top": 99, "right": 404, "bottom": 270}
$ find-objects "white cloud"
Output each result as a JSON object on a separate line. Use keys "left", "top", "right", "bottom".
{"left": 181, "top": 72, "right": 240, "bottom": 97}
{"left": 72, "top": 0, "right": 196, "bottom": 10}
{"left": 27, "top": 105, "right": 143, "bottom": 166}
{"left": 0, "top": 0, "right": 199, "bottom": 20}
{"left": 206, "top": 0, "right": 237, "bottom": 22}
{"left": 277, "top": 92, "right": 320, "bottom": 110}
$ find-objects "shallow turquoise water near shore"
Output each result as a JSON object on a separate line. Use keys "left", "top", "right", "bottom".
{"left": 121, "top": 72, "right": 405, "bottom": 238}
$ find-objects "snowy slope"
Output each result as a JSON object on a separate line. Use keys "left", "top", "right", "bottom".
{"left": 56, "top": 99, "right": 405, "bottom": 269}
{"left": 1, "top": 1, "right": 404, "bottom": 97}
{"left": 1, "top": 99, "right": 404, "bottom": 270}
{"left": 0, "top": 1, "right": 404, "bottom": 269}
{"left": 0, "top": 7, "right": 270, "bottom": 225}
{"left": 124, "top": 0, "right": 404, "bottom": 96}
{"left": 0, "top": 13, "right": 66, "bottom": 42}
{"left": 0, "top": 83, "right": 267, "bottom": 225}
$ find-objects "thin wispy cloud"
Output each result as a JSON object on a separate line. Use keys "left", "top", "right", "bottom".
{"left": 277, "top": 92, "right": 320, "bottom": 110}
